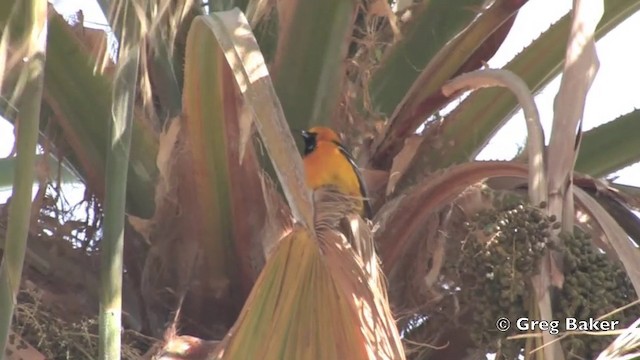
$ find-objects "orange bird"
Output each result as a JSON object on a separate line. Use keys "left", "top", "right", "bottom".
{"left": 300, "top": 127, "right": 372, "bottom": 219}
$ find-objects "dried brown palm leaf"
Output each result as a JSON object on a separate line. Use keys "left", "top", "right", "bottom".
{"left": 211, "top": 188, "right": 404, "bottom": 360}
{"left": 139, "top": 117, "right": 214, "bottom": 334}
{"left": 313, "top": 187, "right": 379, "bottom": 283}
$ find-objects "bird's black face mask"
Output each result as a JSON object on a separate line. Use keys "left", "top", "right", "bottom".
{"left": 301, "top": 130, "right": 317, "bottom": 155}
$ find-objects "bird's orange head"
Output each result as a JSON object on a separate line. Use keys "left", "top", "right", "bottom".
{"left": 300, "top": 126, "right": 342, "bottom": 155}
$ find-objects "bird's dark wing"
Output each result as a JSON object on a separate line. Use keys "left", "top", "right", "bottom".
{"left": 335, "top": 141, "right": 373, "bottom": 219}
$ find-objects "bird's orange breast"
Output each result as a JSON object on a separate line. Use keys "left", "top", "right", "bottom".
{"left": 303, "top": 141, "right": 363, "bottom": 200}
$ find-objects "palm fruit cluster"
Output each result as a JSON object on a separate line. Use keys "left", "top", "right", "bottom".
{"left": 553, "top": 229, "right": 640, "bottom": 359}
{"left": 454, "top": 199, "right": 555, "bottom": 357}
{"left": 448, "top": 194, "right": 639, "bottom": 359}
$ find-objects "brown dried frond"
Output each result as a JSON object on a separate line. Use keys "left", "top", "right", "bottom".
{"left": 13, "top": 288, "right": 153, "bottom": 359}
{"left": 343, "top": 1, "right": 401, "bottom": 135}
{"left": 312, "top": 185, "right": 365, "bottom": 232}
{"left": 312, "top": 185, "right": 389, "bottom": 310}
{"left": 208, "top": 222, "right": 404, "bottom": 360}
{"left": 140, "top": 117, "right": 200, "bottom": 329}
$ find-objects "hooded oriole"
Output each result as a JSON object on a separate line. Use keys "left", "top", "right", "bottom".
{"left": 300, "top": 127, "right": 373, "bottom": 219}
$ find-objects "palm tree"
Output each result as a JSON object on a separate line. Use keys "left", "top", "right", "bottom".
{"left": 1, "top": 0, "right": 639, "bottom": 359}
